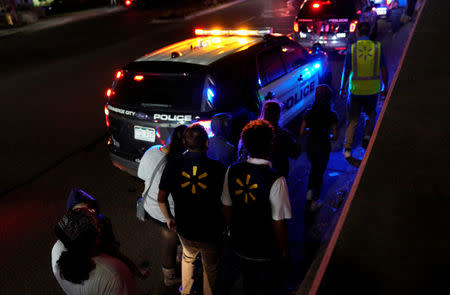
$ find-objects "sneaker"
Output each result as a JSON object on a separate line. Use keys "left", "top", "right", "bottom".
{"left": 362, "top": 136, "right": 370, "bottom": 149}
{"left": 343, "top": 148, "right": 352, "bottom": 159}
{"left": 310, "top": 200, "right": 323, "bottom": 212}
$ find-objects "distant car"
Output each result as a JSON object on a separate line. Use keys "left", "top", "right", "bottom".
{"left": 104, "top": 28, "right": 331, "bottom": 175}
{"left": 372, "top": 0, "right": 393, "bottom": 18}
{"left": 293, "top": 0, "right": 378, "bottom": 52}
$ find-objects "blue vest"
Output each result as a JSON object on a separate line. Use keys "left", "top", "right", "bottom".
{"left": 227, "top": 162, "right": 280, "bottom": 259}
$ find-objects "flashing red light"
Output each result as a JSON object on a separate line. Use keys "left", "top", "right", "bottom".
{"left": 115, "top": 70, "right": 123, "bottom": 79}
{"left": 125, "top": 0, "right": 131, "bottom": 6}
{"left": 349, "top": 21, "right": 358, "bottom": 33}
{"left": 293, "top": 22, "right": 299, "bottom": 33}
{"left": 134, "top": 75, "right": 144, "bottom": 81}
{"left": 334, "top": 47, "right": 347, "bottom": 51}
{"left": 356, "top": 10, "right": 361, "bottom": 14}
{"left": 104, "top": 105, "right": 110, "bottom": 128}
{"left": 312, "top": 3, "right": 320, "bottom": 9}
{"left": 106, "top": 88, "right": 115, "bottom": 97}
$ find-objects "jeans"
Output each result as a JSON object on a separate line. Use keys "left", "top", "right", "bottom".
{"left": 306, "top": 143, "right": 331, "bottom": 201}
{"left": 179, "top": 236, "right": 221, "bottom": 295}
{"left": 344, "top": 93, "right": 378, "bottom": 149}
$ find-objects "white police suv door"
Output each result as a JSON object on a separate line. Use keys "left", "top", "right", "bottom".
{"left": 257, "top": 42, "right": 318, "bottom": 127}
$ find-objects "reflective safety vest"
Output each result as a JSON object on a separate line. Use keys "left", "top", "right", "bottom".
{"left": 350, "top": 39, "right": 381, "bottom": 95}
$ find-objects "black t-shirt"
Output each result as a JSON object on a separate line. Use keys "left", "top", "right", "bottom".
{"left": 304, "top": 109, "right": 338, "bottom": 146}
{"left": 159, "top": 151, "right": 226, "bottom": 242}
{"left": 270, "top": 126, "right": 301, "bottom": 178}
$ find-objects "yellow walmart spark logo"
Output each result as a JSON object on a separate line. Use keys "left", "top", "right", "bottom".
{"left": 181, "top": 166, "right": 208, "bottom": 194}
{"left": 358, "top": 45, "right": 373, "bottom": 61}
{"left": 235, "top": 174, "right": 258, "bottom": 204}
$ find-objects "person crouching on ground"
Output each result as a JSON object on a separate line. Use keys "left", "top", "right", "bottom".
{"left": 137, "top": 124, "right": 187, "bottom": 286}
{"left": 51, "top": 208, "right": 138, "bottom": 295}
{"left": 158, "top": 124, "right": 226, "bottom": 295}
{"left": 222, "top": 119, "right": 292, "bottom": 295}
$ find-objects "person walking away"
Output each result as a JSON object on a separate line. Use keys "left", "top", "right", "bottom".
{"left": 65, "top": 188, "right": 148, "bottom": 280}
{"left": 300, "top": 85, "right": 338, "bottom": 212}
{"left": 158, "top": 124, "right": 226, "bottom": 295}
{"left": 222, "top": 120, "right": 292, "bottom": 295}
{"left": 339, "top": 22, "right": 388, "bottom": 159}
{"left": 52, "top": 208, "right": 139, "bottom": 295}
{"left": 207, "top": 113, "right": 236, "bottom": 167}
{"left": 261, "top": 100, "right": 301, "bottom": 179}
{"left": 137, "top": 124, "right": 187, "bottom": 286}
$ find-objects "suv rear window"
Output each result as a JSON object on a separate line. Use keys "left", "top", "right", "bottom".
{"left": 297, "top": 0, "right": 356, "bottom": 19}
{"left": 111, "top": 62, "right": 207, "bottom": 111}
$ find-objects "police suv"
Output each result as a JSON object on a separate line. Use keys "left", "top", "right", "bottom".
{"left": 104, "top": 28, "right": 330, "bottom": 175}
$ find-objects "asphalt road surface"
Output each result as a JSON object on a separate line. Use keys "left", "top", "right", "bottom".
{"left": 0, "top": 0, "right": 413, "bottom": 294}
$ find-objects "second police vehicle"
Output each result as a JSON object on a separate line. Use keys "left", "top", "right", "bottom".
{"left": 104, "top": 28, "right": 331, "bottom": 175}
{"left": 293, "top": 0, "right": 378, "bottom": 52}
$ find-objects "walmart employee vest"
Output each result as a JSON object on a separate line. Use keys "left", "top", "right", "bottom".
{"left": 350, "top": 39, "right": 382, "bottom": 95}
{"left": 227, "top": 162, "right": 280, "bottom": 260}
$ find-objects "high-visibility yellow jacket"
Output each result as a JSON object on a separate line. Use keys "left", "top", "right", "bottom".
{"left": 350, "top": 39, "right": 382, "bottom": 95}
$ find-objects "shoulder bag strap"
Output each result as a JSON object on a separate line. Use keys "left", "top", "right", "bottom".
{"left": 141, "top": 155, "right": 167, "bottom": 203}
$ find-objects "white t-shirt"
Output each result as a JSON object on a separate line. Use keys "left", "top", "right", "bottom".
{"left": 51, "top": 240, "right": 138, "bottom": 295}
{"left": 221, "top": 158, "right": 292, "bottom": 221}
{"left": 137, "top": 145, "right": 175, "bottom": 223}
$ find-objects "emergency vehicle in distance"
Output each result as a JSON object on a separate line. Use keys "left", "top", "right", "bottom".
{"left": 104, "top": 28, "right": 330, "bottom": 175}
{"left": 293, "top": 0, "right": 378, "bottom": 52}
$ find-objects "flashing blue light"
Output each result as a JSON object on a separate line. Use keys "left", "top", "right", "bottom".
{"left": 314, "top": 63, "right": 321, "bottom": 69}
{"left": 207, "top": 88, "right": 215, "bottom": 104}
{"left": 258, "top": 78, "right": 262, "bottom": 86}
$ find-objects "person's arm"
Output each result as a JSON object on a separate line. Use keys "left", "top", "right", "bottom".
{"left": 299, "top": 119, "right": 307, "bottom": 136}
{"left": 339, "top": 48, "right": 351, "bottom": 99}
{"left": 157, "top": 190, "right": 176, "bottom": 232}
{"left": 273, "top": 219, "right": 289, "bottom": 260}
{"left": 269, "top": 177, "right": 292, "bottom": 259}
{"left": 221, "top": 168, "right": 232, "bottom": 225}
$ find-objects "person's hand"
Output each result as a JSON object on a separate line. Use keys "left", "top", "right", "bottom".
{"left": 167, "top": 218, "right": 177, "bottom": 232}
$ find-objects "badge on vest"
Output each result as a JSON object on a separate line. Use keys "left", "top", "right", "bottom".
{"left": 234, "top": 174, "right": 258, "bottom": 204}
{"left": 181, "top": 166, "right": 208, "bottom": 194}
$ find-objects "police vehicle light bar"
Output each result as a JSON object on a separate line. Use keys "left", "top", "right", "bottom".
{"left": 194, "top": 28, "right": 272, "bottom": 37}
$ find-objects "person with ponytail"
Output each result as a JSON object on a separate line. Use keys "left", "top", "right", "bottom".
{"left": 51, "top": 208, "right": 138, "bottom": 294}
{"left": 137, "top": 124, "right": 188, "bottom": 286}
{"left": 300, "top": 85, "right": 338, "bottom": 213}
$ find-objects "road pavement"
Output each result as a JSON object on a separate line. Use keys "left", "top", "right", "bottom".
{"left": 0, "top": 1, "right": 414, "bottom": 294}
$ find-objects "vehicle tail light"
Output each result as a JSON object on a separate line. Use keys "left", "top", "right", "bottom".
{"left": 356, "top": 9, "right": 361, "bottom": 14}
{"left": 115, "top": 70, "right": 123, "bottom": 79}
{"left": 349, "top": 20, "right": 358, "bottom": 33}
{"left": 104, "top": 105, "right": 110, "bottom": 128}
{"left": 106, "top": 88, "right": 115, "bottom": 98}
{"left": 293, "top": 21, "right": 299, "bottom": 33}
{"left": 312, "top": 3, "right": 320, "bottom": 9}
{"left": 125, "top": 0, "right": 131, "bottom": 6}
{"left": 134, "top": 75, "right": 144, "bottom": 81}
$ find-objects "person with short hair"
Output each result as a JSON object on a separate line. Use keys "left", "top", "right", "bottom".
{"left": 51, "top": 208, "right": 138, "bottom": 295}
{"left": 222, "top": 119, "right": 292, "bottom": 295}
{"left": 300, "top": 85, "right": 338, "bottom": 212}
{"left": 339, "top": 21, "right": 388, "bottom": 159}
{"left": 138, "top": 124, "right": 187, "bottom": 286}
{"left": 207, "top": 113, "right": 236, "bottom": 167}
{"left": 261, "top": 100, "right": 301, "bottom": 179}
{"left": 158, "top": 124, "right": 226, "bottom": 295}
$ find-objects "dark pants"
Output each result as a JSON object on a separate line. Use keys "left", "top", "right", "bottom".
{"left": 239, "top": 256, "right": 286, "bottom": 295}
{"left": 306, "top": 143, "right": 331, "bottom": 201}
{"left": 407, "top": 0, "right": 417, "bottom": 17}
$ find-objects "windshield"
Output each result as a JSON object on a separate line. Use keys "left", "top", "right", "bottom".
{"left": 110, "top": 62, "right": 207, "bottom": 111}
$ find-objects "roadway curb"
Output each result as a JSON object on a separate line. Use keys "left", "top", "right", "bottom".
{"left": 151, "top": 0, "right": 246, "bottom": 23}
{"left": 0, "top": 6, "right": 125, "bottom": 39}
